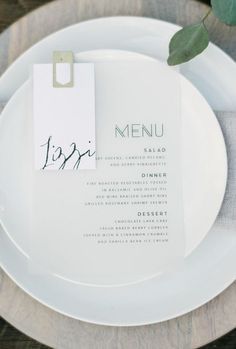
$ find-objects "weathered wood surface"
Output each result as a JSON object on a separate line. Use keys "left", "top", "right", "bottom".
{"left": 0, "top": 0, "right": 235, "bottom": 348}
{"left": 0, "top": 1, "right": 53, "bottom": 33}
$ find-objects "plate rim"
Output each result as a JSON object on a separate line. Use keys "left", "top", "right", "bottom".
{"left": 1, "top": 16, "right": 236, "bottom": 100}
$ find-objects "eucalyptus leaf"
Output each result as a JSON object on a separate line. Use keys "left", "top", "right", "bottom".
{"left": 167, "top": 22, "right": 209, "bottom": 66}
{"left": 211, "top": 0, "right": 236, "bottom": 25}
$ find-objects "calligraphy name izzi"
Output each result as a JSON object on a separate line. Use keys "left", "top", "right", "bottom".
{"left": 115, "top": 123, "right": 164, "bottom": 138}
{"left": 40, "top": 136, "right": 95, "bottom": 170}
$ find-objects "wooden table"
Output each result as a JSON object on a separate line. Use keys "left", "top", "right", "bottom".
{"left": 0, "top": 0, "right": 235, "bottom": 348}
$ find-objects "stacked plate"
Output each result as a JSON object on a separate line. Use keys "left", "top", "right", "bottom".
{"left": 0, "top": 17, "right": 235, "bottom": 326}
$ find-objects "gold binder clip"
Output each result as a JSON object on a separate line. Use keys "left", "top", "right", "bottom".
{"left": 53, "top": 51, "right": 74, "bottom": 88}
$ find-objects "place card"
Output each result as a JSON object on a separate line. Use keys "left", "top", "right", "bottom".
{"left": 33, "top": 63, "right": 96, "bottom": 170}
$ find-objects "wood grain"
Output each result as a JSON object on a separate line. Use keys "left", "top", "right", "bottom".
{"left": 0, "top": 1, "right": 235, "bottom": 348}
{"left": 0, "top": 0, "right": 53, "bottom": 33}
{"left": 0, "top": 316, "right": 48, "bottom": 349}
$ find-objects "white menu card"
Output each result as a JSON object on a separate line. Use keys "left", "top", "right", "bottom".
{"left": 30, "top": 61, "right": 185, "bottom": 286}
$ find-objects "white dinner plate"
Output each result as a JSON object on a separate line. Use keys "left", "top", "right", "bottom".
{"left": 0, "top": 48, "right": 229, "bottom": 325}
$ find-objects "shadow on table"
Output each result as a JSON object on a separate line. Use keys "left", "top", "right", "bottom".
{"left": 0, "top": 316, "right": 235, "bottom": 349}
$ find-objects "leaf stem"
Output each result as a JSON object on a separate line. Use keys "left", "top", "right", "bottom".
{"left": 202, "top": 8, "right": 212, "bottom": 23}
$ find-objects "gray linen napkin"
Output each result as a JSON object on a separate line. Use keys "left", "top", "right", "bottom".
{"left": 0, "top": 104, "right": 235, "bottom": 229}
{"left": 215, "top": 112, "right": 236, "bottom": 226}
{"left": 0, "top": 103, "right": 5, "bottom": 113}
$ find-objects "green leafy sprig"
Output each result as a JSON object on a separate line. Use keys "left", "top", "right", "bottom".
{"left": 168, "top": 0, "right": 236, "bottom": 66}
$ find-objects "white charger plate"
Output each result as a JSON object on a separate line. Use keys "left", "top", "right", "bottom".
{"left": 0, "top": 48, "right": 228, "bottom": 325}
{"left": 0, "top": 17, "right": 235, "bottom": 326}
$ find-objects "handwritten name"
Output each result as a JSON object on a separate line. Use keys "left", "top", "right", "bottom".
{"left": 41, "top": 136, "right": 95, "bottom": 170}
